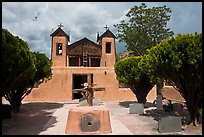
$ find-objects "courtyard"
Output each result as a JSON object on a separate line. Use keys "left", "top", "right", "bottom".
{"left": 2, "top": 100, "right": 202, "bottom": 135}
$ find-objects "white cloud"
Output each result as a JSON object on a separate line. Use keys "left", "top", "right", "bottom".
{"left": 2, "top": 2, "right": 202, "bottom": 58}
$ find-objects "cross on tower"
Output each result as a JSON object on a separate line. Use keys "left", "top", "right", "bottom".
{"left": 104, "top": 25, "right": 109, "bottom": 30}
{"left": 58, "top": 23, "right": 64, "bottom": 28}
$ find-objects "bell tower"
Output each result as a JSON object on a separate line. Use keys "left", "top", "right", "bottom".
{"left": 50, "top": 24, "right": 69, "bottom": 66}
{"left": 98, "top": 26, "right": 116, "bottom": 67}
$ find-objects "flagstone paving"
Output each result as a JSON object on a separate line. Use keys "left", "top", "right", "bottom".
{"left": 2, "top": 100, "right": 202, "bottom": 135}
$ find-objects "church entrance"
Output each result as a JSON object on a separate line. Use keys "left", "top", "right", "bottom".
{"left": 72, "top": 74, "right": 93, "bottom": 99}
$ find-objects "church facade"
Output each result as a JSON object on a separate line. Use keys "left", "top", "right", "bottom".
{"left": 24, "top": 27, "right": 156, "bottom": 102}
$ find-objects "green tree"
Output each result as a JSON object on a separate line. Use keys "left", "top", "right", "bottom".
{"left": 2, "top": 28, "right": 36, "bottom": 99}
{"left": 114, "top": 3, "right": 174, "bottom": 56}
{"left": 145, "top": 33, "right": 202, "bottom": 126}
{"left": 32, "top": 52, "right": 52, "bottom": 87}
{"left": 116, "top": 54, "right": 122, "bottom": 62}
{"left": 114, "top": 3, "right": 174, "bottom": 96}
{"left": 114, "top": 56, "right": 156, "bottom": 104}
{"left": 2, "top": 29, "right": 52, "bottom": 112}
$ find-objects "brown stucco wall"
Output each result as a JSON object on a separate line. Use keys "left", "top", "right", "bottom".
{"left": 25, "top": 67, "right": 70, "bottom": 102}
{"left": 100, "top": 37, "right": 116, "bottom": 67}
{"left": 24, "top": 66, "right": 157, "bottom": 102}
{"left": 162, "top": 86, "right": 185, "bottom": 102}
{"left": 51, "top": 36, "right": 68, "bottom": 67}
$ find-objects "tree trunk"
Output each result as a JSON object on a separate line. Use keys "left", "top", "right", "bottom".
{"left": 190, "top": 111, "right": 197, "bottom": 126}
{"left": 179, "top": 82, "right": 201, "bottom": 127}
{"left": 10, "top": 100, "right": 22, "bottom": 113}
{"left": 130, "top": 85, "right": 149, "bottom": 104}
{"left": 129, "top": 76, "right": 154, "bottom": 104}
{"left": 136, "top": 95, "right": 147, "bottom": 104}
{"left": 156, "top": 79, "right": 163, "bottom": 95}
{"left": 186, "top": 103, "right": 198, "bottom": 126}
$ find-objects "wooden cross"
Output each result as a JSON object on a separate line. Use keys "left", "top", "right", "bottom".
{"left": 104, "top": 25, "right": 109, "bottom": 30}
{"left": 58, "top": 23, "right": 64, "bottom": 28}
{"left": 79, "top": 74, "right": 105, "bottom": 106}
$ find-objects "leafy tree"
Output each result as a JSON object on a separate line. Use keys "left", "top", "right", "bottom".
{"left": 2, "top": 29, "right": 52, "bottom": 112}
{"left": 145, "top": 33, "right": 202, "bottom": 126}
{"left": 114, "top": 3, "right": 174, "bottom": 96}
{"left": 114, "top": 3, "right": 174, "bottom": 56}
{"left": 2, "top": 28, "right": 36, "bottom": 100}
{"left": 116, "top": 54, "right": 122, "bottom": 62}
{"left": 114, "top": 56, "right": 156, "bottom": 104}
{"left": 31, "top": 52, "right": 52, "bottom": 87}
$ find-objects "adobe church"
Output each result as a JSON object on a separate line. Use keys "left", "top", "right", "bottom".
{"left": 25, "top": 26, "right": 157, "bottom": 102}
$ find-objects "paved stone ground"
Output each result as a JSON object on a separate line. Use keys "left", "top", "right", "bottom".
{"left": 2, "top": 100, "right": 202, "bottom": 135}
{"left": 105, "top": 101, "right": 202, "bottom": 135}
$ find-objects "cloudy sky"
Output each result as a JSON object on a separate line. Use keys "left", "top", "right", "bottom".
{"left": 2, "top": 2, "right": 202, "bottom": 59}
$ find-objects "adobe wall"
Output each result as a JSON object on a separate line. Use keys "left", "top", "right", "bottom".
{"left": 162, "top": 86, "right": 185, "bottom": 102}
{"left": 100, "top": 37, "right": 116, "bottom": 67}
{"left": 24, "top": 67, "right": 70, "bottom": 102}
{"left": 24, "top": 66, "right": 157, "bottom": 102}
{"left": 51, "top": 36, "right": 68, "bottom": 66}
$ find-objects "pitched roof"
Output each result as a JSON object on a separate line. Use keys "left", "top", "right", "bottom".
{"left": 97, "top": 29, "right": 116, "bottom": 42}
{"left": 68, "top": 37, "right": 100, "bottom": 48}
{"left": 50, "top": 27, "right": 69, "bottom": 41}
{"left": 67, "top": 37, "right": 101, "bottom": 56}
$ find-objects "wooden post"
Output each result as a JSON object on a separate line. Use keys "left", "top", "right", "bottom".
{"left": 87, "top": 74, "right": 93, "bottom": 106}
{"left": 89, "top": 57, "right": 91, "bottom": 67}
{"left": 79, "top": 56, "right": 81, "bottom": 66}
{"left": 67, "top": 55, "right": 69, "bottom": 67}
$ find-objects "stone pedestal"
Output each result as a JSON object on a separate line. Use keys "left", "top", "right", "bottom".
{"left": 158, "top": 116, "right": 182, "bottom": 133}
{"left": 65, "top": 105, "right": 112, "bottom": 134}
{"left": 129, "top": 103, "right": 144, "bottom": 114}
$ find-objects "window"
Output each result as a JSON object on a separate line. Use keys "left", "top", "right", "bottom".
{"left": 106, "top": 42, "right": 111, "bottom": 53}
{"left": 56, "top": 43, "right": 62, "bottom": 55}
{"left": 91, "top": 58, "right": 100, "bottom": 67}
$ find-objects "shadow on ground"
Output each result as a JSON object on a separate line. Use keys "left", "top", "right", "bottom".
{"left": 118, "top": 100, "right": 155, "bottom": 108}
{"left": 141, "top": 109, "right": 175, "bottom": 121}
{"left": 118, "top": 100, "right": 191, "bottom": 123}
{"left": 2, "top": 102, "right": 64, "bottom": 135}
{"left": 141, "top": 108, "right": 192, "bottom": 123}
